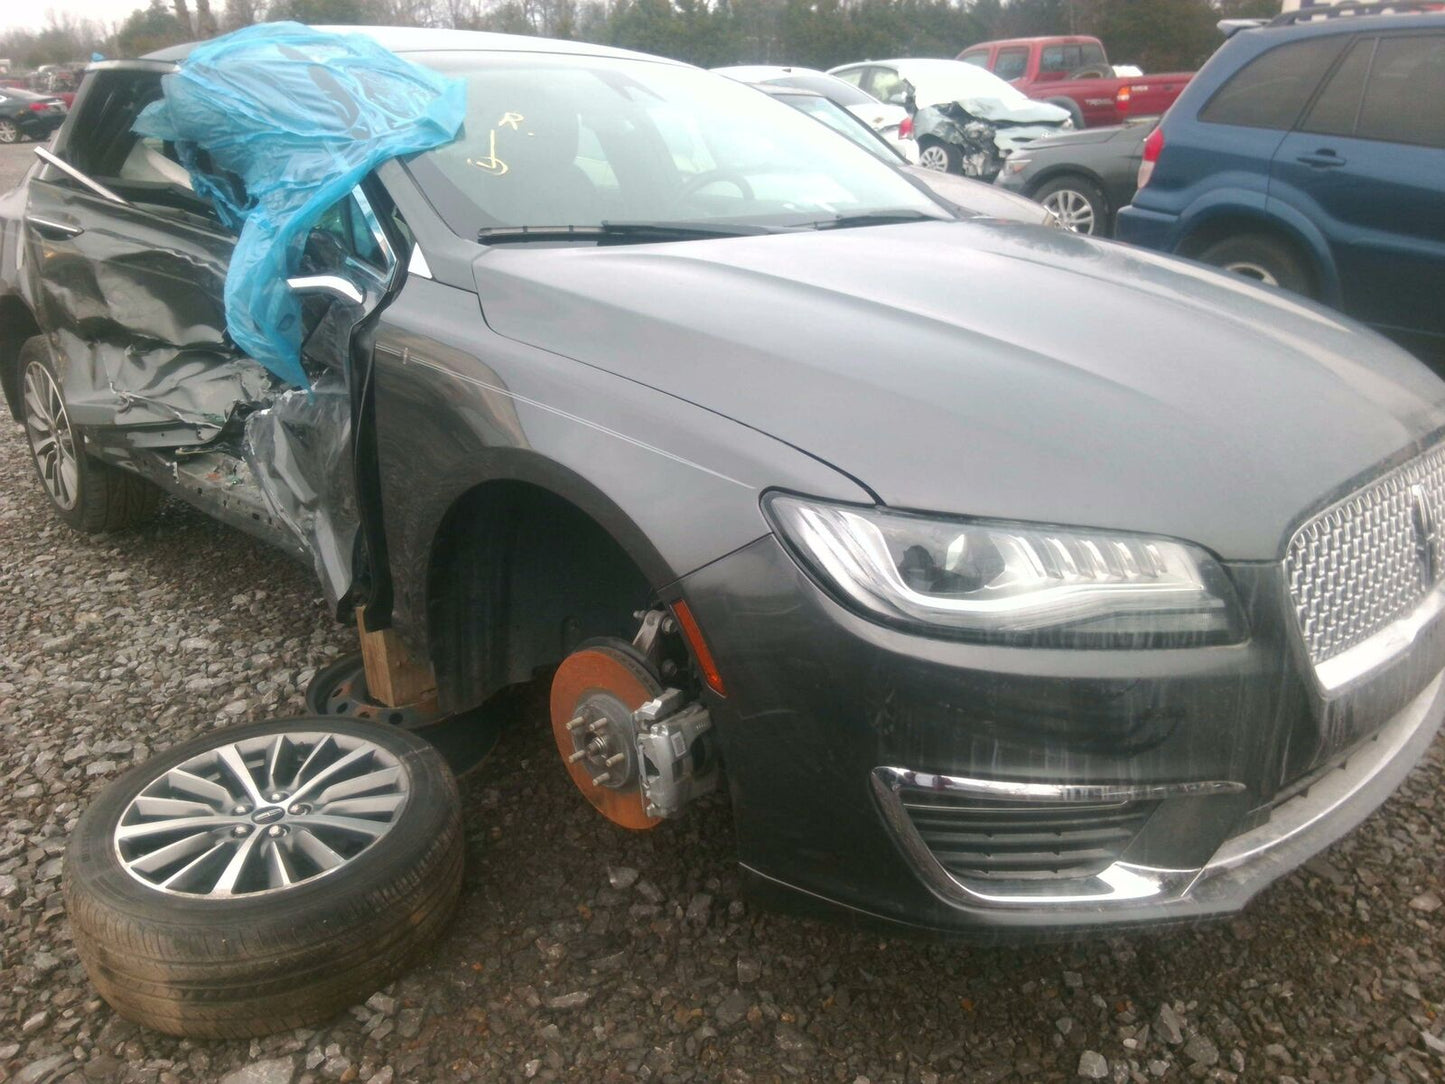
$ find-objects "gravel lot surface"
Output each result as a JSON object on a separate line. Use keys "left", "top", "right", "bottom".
{"left": 2, "top": 140, "right": 1445, "bottom": 1084}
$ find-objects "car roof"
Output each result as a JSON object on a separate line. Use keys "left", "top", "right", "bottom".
{"left": 1234, "top": 8, "right": 1444, "bottom": 44}
{"left": 712, "top": 64, "right": 831, "bottom": 79}
{"left": 145, "top": 26, "right": 682, "bottom": 65}
{"left": 961, "top": 36, "right": 1102, "bottom": 49}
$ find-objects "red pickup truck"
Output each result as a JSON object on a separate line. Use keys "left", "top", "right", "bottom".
{"left": 956, "top": 35, "right": 1192, "bottom": 128}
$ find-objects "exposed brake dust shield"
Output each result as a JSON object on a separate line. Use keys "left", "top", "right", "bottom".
{"left": 550, "top": 643, "right": 664, "bottom": 830}
{"left": 133, "top": 22, "right": 464, "bottom": 389}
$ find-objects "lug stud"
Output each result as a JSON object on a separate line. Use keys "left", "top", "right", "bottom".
{"left": 232, "top": 825, "right": 250, "bottom": 837}
{"left": 288, "top": 804, "right": 307, "bottom": 815}
{"left": 232, "top": 804, "right": 250, "bottom": 815}
{"left": 588, "top": 720, "right": 609, "bottom": 735}
{"left": 267, "top": 792, "right": 285, "bottom": 802}
{"left": 267, "top": 825, "right": 287, "bottom": 838}
{"left": 566, "top": 715, "right": 587, "bottom": 733}
{"left": 604, "top": 752, "right": 625, "bottom": 767}
{"left": 567, "top": 748, "right": 588, "bottom": 764}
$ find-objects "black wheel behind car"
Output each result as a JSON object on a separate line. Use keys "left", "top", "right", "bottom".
{"left": 1033, "top": 175, "right": 1108, "bottom": 236}
{"left": 1198, "top": 233, "right": 1315, "bottom": 297}
{"left": 0, "top": 118, "right": 20, "bottom": 144}
{"left": 18, "top": 337, "right": 161, "bottom": 532}
{"left": 917, "top": 139, "right": 962, "bottom": 175}
{"left": 1044, "top": 96, "right": 1086, "bottom": 130}
{"left": 63, "top": 717, "right": 464, "bottom": 1038}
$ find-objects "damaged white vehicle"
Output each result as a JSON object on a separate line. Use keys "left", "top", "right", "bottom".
{"left": 830, "top": 58, "right": 1072, "bottom": 178}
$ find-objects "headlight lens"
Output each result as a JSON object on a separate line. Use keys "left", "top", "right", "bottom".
{"left": 765, "top": 495, "right": 1245, "bottom": 648}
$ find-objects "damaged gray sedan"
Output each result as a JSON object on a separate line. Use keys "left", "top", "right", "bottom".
{"left": 4, "top": 26, "right": 1445, "bottom": 962}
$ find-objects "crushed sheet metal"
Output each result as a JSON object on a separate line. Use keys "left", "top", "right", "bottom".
{"left": 133, "top": 21, "right": 464, "bottom": 389}
{"left": 243, "top": 370, "right": 359, "bottom": 611}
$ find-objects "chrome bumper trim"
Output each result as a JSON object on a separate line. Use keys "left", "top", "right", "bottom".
{"left": 1313, "top": 583, "right": 1445, "bottom": 696}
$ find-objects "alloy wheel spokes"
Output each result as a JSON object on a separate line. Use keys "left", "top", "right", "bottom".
{"left": 23, "top": 362, "right": 79, "bottom": 510}
{"left": 115, "top": 731, "right": 409, "bottom": 897}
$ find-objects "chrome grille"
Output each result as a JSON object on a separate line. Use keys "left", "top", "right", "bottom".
{"left": 1285, "top": 445, "right": 1445, "bottom": 665}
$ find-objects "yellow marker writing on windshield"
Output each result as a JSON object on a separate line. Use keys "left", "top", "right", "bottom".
{"left": 466, "top": 129, "right": 508, "bottom": 176}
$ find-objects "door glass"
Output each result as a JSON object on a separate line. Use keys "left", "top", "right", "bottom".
{"left": 868, "top": 67, "right": 907, "bottom": 104}
{"left": 1301, "top": 38, "right": 1373, "bottom": 137}
{"left": 832, "top": 67, "right": 865, "bottom": 87}
{"left": 309, "top": 189, "right": 394, "bottom": 278}
{"left": 995, "top": 49, "right": 1029, "bottom": 81}
{"left": 1356, "top": 33, "right": 1445, "bottom": 147}
{"left": 959, "top": 51, "right": 989, "bottom": 69}
{"left": 1199, "top": 37, "right": 1347, "bottom": 130}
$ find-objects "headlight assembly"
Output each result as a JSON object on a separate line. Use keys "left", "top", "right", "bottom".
{"left": 765, "top": 495, "right": 1245, "bottom": 648}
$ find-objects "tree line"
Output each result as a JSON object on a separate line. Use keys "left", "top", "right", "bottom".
{"left": 2, "top": 0, "right": 1279, "bottom": 80}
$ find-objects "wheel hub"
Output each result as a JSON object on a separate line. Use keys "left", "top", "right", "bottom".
{"left": 550, "top": 642, "right": 662, "bottom": 829}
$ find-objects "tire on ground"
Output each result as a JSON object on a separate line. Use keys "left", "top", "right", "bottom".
{"left": 63, "top": 716, "right": 465, "bottom": 1038}
{"left": 18, "top": 336, "right": 161, "bottom": 533}
{"left": 1197, "top": 232, "right": 1315, "bottom": 297}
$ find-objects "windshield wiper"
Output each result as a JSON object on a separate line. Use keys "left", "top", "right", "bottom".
{"left": 477, "top": 221, "right": 776, "bottom": 245}
{"left": 809, "top": 210, "right": 952, "bottom": 231}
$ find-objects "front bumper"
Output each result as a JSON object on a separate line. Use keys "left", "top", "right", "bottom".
{"left": 681, "top": 534, "right": 1445, "bottom": 936}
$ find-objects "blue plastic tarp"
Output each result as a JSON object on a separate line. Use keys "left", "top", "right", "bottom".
{"left": 134, "top": 23, "right": 464, "bottom": 388}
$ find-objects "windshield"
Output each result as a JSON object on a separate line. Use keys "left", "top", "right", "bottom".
{"left": 406, "top": 53, "right": 944, "bottom": 239}
{"left": 779, "top": 94, "right": 901, "bottom": 164}
{"left": 898, "top": 60, "right": 1033, "bottom": 108}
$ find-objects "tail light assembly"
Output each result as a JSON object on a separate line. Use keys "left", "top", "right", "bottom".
{"left": 1137, "top": 126, "right": 1164, "bottom": 190}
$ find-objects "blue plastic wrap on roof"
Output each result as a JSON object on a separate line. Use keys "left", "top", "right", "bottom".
{"left": 133, "top": 22, "right": 464, "bottom": 389}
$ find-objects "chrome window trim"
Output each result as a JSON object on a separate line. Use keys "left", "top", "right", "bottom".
{"left": 33, "top": 146, "right": 129, "bottom": 206}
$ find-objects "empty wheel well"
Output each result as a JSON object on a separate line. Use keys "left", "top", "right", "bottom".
{"left": 425, "top": 480, "right": 656, "bottom": 713}
{"left": 0, "top": 296, "right": 41, "bottom": 422}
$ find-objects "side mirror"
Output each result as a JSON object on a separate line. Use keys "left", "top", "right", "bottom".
{"left": 287, "top": 274, "right": 364, "bottom": 305}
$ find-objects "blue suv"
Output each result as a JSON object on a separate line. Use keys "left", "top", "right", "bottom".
{"left": 1117, "top": 5, "right": 1445, "bottom": 365}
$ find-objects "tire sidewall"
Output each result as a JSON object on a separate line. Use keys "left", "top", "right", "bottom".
{"left": 1200, "top": 234, "right": 1313, "bottom": 296}
{"left": 64, "top": 716, "right": 460, "bottom": 936}
{"left": 919, "top": 139, "right": 961, "bottom": 175}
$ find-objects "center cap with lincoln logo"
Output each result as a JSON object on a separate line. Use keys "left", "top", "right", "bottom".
{"left": 251, "top": 806, "right": 286, "bottom": 825}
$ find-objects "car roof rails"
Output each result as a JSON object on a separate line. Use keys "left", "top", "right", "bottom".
{"left": 1268, "top": 1, "right": 1445, "bottom": 27}
{"left": 1218, "top": 18, "right": 1269, "bottom": 36}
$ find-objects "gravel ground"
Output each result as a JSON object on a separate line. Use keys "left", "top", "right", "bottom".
{"left": 2, "top": 140, "right": 1445, "bottom": 1084}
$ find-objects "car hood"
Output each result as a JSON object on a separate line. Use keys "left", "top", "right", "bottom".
{"left": 472, "top": 223, "right": 1445, "bottom": 560}
{"left": 930, "top": 95, "right": 1071, "bottom": 125}
{"left": 903, "top": 166, "right": 1052, "bottom": 225}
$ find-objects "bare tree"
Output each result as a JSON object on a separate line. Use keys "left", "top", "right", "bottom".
{"left": 172, "top": 0, "right": 195, "bottom": 33}
{"left": 194, "top": 0, "right": 220, "bottom": 34}
{"left": 220, "top": 0, "right": 260, "bottom": 30}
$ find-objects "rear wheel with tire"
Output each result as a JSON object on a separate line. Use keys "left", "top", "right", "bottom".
{"left": 1034, "top": 175, "right": 1108, "bottom": 236}
{"left": 19, "top": 337, "right": 160, "bottom": 532}
{"left": 63, "top": 717, "right": 464, "bottom": 1038}
{"left": 1197, "top": 233, "right": 1315, "bottom": 297}
{"left": 0, "top": 119, "right": 20, "bottom": 144}
{"left": 918, "top": 139, "right": 962, "bottom": 175}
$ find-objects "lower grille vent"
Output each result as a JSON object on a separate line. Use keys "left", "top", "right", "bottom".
{"left": 898, "top": 789, "right": 1157, "bottom": 882}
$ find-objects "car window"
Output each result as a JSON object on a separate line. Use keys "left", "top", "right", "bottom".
{"left": 959, "top": 51, "right": 989, "bottom": 69}
{"left": 1300, "top": 37, "right": 1373, "bottom": 137}
{"left": 1080, "top": 42, "right": 1108, "bottom": 69}
{"left": 1040, "top": 45, "right": 1085, "bottom": 75}
{"left": 995, "top": 49, "right": 1029, "bottom": 81}
{"left": 1356, "top": 33, "right": 1445, "bottom": 147}
{"left": 867, "top": 67, "right": 909, "bottom": 105}
{"left": 1199, "top": 37, "right": 1346, "bottom": 130}
{"left": 780, "top": 93, "right": 899, "bottom": 164}
{"left": 309, "top": 188, "right": 394, "bottom": 277}
{"left": 831, "top": 67, "right": 865, "bottom": 88}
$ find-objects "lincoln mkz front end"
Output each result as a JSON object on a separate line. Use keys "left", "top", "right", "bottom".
{"left": 682, "top": 454, "right": 1445, "bottom": 936}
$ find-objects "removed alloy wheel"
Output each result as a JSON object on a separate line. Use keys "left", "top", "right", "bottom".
{"left": 550, "top": 640, "right": 663, "bottom": 829}
{"left": 63, "top": 717, "right": 463, "bottom": 1038}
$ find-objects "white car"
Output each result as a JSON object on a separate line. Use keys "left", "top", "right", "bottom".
{"left": 713, "top": 64, "right": 919, "bottom": 163}
{"left": 828, "top": 58, "right": 1072, "bottom": 178}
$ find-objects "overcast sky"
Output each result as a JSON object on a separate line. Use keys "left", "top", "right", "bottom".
{"left": 3, "top": 0, "right": 154, "bottom": 36}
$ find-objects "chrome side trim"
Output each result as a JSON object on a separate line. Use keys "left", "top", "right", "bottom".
{"left": 34, "top": 146, "right": 128, "bottom": 206}
{"left": 286, "top": 275, "right": 364, "bottom": 305}
{"left": 873, "top": 768, "right": 1244, "bottom": 805}
{"left": 24, "top": 215, "right": 84, "bottom": 238}
{"left": 1312, "top": 582, "right": 1445, "bottom": 696}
